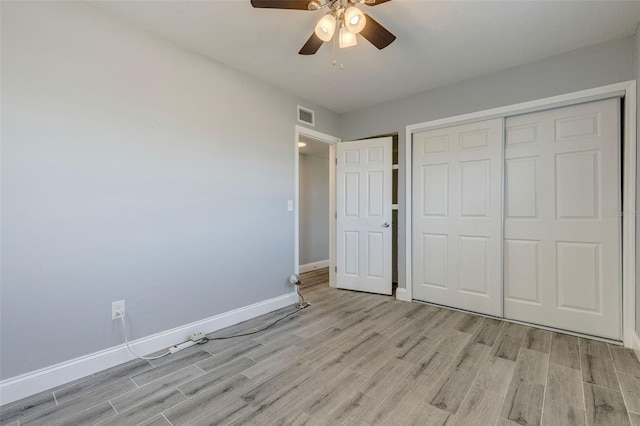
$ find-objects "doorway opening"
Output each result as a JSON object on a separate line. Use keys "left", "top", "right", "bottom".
{"left": 299, "top": 137, "right": 330, "bottom": 273}
{"left": 294, "top": 126, "right": 340, "bottom": 288}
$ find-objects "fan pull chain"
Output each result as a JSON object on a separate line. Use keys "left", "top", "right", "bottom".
{"left": 331, "top": 30, "right": 345, "bottom": 70}
{"left": 332, "top": 30, "right": 337, "bottom": 66}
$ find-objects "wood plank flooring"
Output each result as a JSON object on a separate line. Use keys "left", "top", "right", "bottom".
{"left": 2, "top": 268, "right": 639, "bottom": 425}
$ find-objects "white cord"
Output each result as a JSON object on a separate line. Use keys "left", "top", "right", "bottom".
{"left": 118, "top": 314, "right": 171, "bottom": 361}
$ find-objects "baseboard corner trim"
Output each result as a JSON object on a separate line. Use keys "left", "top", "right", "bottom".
{"left": 0, "top": 291, "right": 298, "bottom": 406}
{"left": 396, "top": 288, "right": 411, "bottom": 302}
{"left": 631, "top": 331, "right": 640, "bottom": 363}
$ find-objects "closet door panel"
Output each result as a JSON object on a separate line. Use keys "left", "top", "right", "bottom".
{"left": 505, "top": 157, "right": 539, "bottom": 220}
{"left": 413, "top": 118, "right": 503, "bottom": 316}
{"left": 504, "top": 239, "right": 541, "bottom": 305}
{"left": 504, "top": 98, "right": 621, "bottom": 339}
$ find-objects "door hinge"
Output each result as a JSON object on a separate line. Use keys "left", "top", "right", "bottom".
{"left": 335, "top": 266, "right": 337, "bottom": 273}
{"left": 335, "top": 158, "right": 338, "bottom": 165}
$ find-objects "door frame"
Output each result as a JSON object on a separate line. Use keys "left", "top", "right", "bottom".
{"left": 295, "top": 125, "right": 341, "bottom": 287}
{"left": 403, "top": 80, "right": 637, "bottom": 347}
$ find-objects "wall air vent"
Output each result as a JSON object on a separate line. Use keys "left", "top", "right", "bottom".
{"left": 297, "top": 106, "right": 315, "bottom": 127}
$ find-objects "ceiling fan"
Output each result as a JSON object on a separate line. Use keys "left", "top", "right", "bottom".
{"left": 250, "top": 0, "right": 396, "bottom": 55}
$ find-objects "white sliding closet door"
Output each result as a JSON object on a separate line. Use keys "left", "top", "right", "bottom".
{"left": 504, "top": 98, "right": 621, "bottom": 339}
{"left": 412, "top": 119, "right": 503, "bottom": 316}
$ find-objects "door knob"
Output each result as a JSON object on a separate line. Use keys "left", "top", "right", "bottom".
{"left": 383, "top": 222, "right": 390, "bottom": 228}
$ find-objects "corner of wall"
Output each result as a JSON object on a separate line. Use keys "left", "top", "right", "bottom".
{"left": 635, "top": 27, "right": 640, "bottom": 342}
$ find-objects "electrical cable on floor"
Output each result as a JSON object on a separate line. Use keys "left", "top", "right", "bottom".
{"left": 116, "top": 281, "right": 310, "bottom": 356}
{"left": 199, "top": 306, "right": 306, "bottom": 343}
{"left": 119, "top": 314, "right": 172, "bottom": 360}
{"left": 199, "top": 282, "right": 310, "bottom": 343}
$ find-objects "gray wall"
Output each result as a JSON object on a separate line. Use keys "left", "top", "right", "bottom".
{"left": 340, "top": 36, "right": 636, "bottom": 289}
{"left": 636, "top": 28, "right": 640, "bottom": 338}
{"left": 0, "top": 1, "right": 339, "bottom": 379}
{"left": 299, "top": 154, "right": 330, "bottom": 265}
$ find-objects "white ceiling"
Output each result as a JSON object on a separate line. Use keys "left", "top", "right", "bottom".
{"left": 89, "top": 0, "right": 640, "bottom": 113}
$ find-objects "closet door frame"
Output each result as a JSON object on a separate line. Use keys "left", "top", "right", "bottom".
{"left": 402, "top": 80, "right": 637, "bottom": 346}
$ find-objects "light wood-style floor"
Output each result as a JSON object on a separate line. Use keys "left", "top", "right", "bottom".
{"left": 3, "top": 268, "right": 640, "bottom": 425}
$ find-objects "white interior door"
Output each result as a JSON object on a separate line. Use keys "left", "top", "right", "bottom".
{"left": 336, "top": 137, "right": 392, "bottom": 295}
{"left": 504, "top": 98, "right": 621, "bottom": 339}
{"left": 412, "top": 118, "right": 503, "bottom": 316}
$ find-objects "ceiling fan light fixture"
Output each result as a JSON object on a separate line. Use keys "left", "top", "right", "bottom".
{"left": 307, "top": 0, "right": 321, "bottom": 10}
{"left": 315, "top": 13, "right": 336, "bottom": 42}
{"left": 344, "top": 6, "right": 366, "bottom": 34}
{"left": 339, "top": 26, "right": 357, "bottom": 48}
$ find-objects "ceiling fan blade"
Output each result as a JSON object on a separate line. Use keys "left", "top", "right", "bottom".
{"left": 250, "top": 0, "right": 311, "bottom": 10}
{"left": 360, "top": 13, "right": 396, "bottom": 50}
{"left": 299, "top": 32, "right": 324, "bottom": 55}
{"left": 363, "top": 0, "right": 391, "bottom": 6}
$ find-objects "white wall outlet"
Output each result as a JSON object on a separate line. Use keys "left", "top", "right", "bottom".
{"left": 112, "top": 300, "right": 125, "bottom": 320}
{"left": 287, "top": 200, "right": 294, "bottom": 211}
{"left": 189, "top": 332, "right": 206, "bottom": 342}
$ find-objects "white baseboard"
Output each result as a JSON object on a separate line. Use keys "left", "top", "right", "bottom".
{"left": 396, "top": 288, "right": 411, "bottom": 302}
{"left": 299, "top": 259, "right": 329, "bottom": 274}
{"left": 0, "top": 292, "right": 298, "bottom": 406}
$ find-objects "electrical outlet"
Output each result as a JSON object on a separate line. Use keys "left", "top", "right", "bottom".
{"left": 190, "top": 332, "right": 206, "bottom": 342}
{"left": 112, "top": 300, "right": 125, "bottom": 320}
